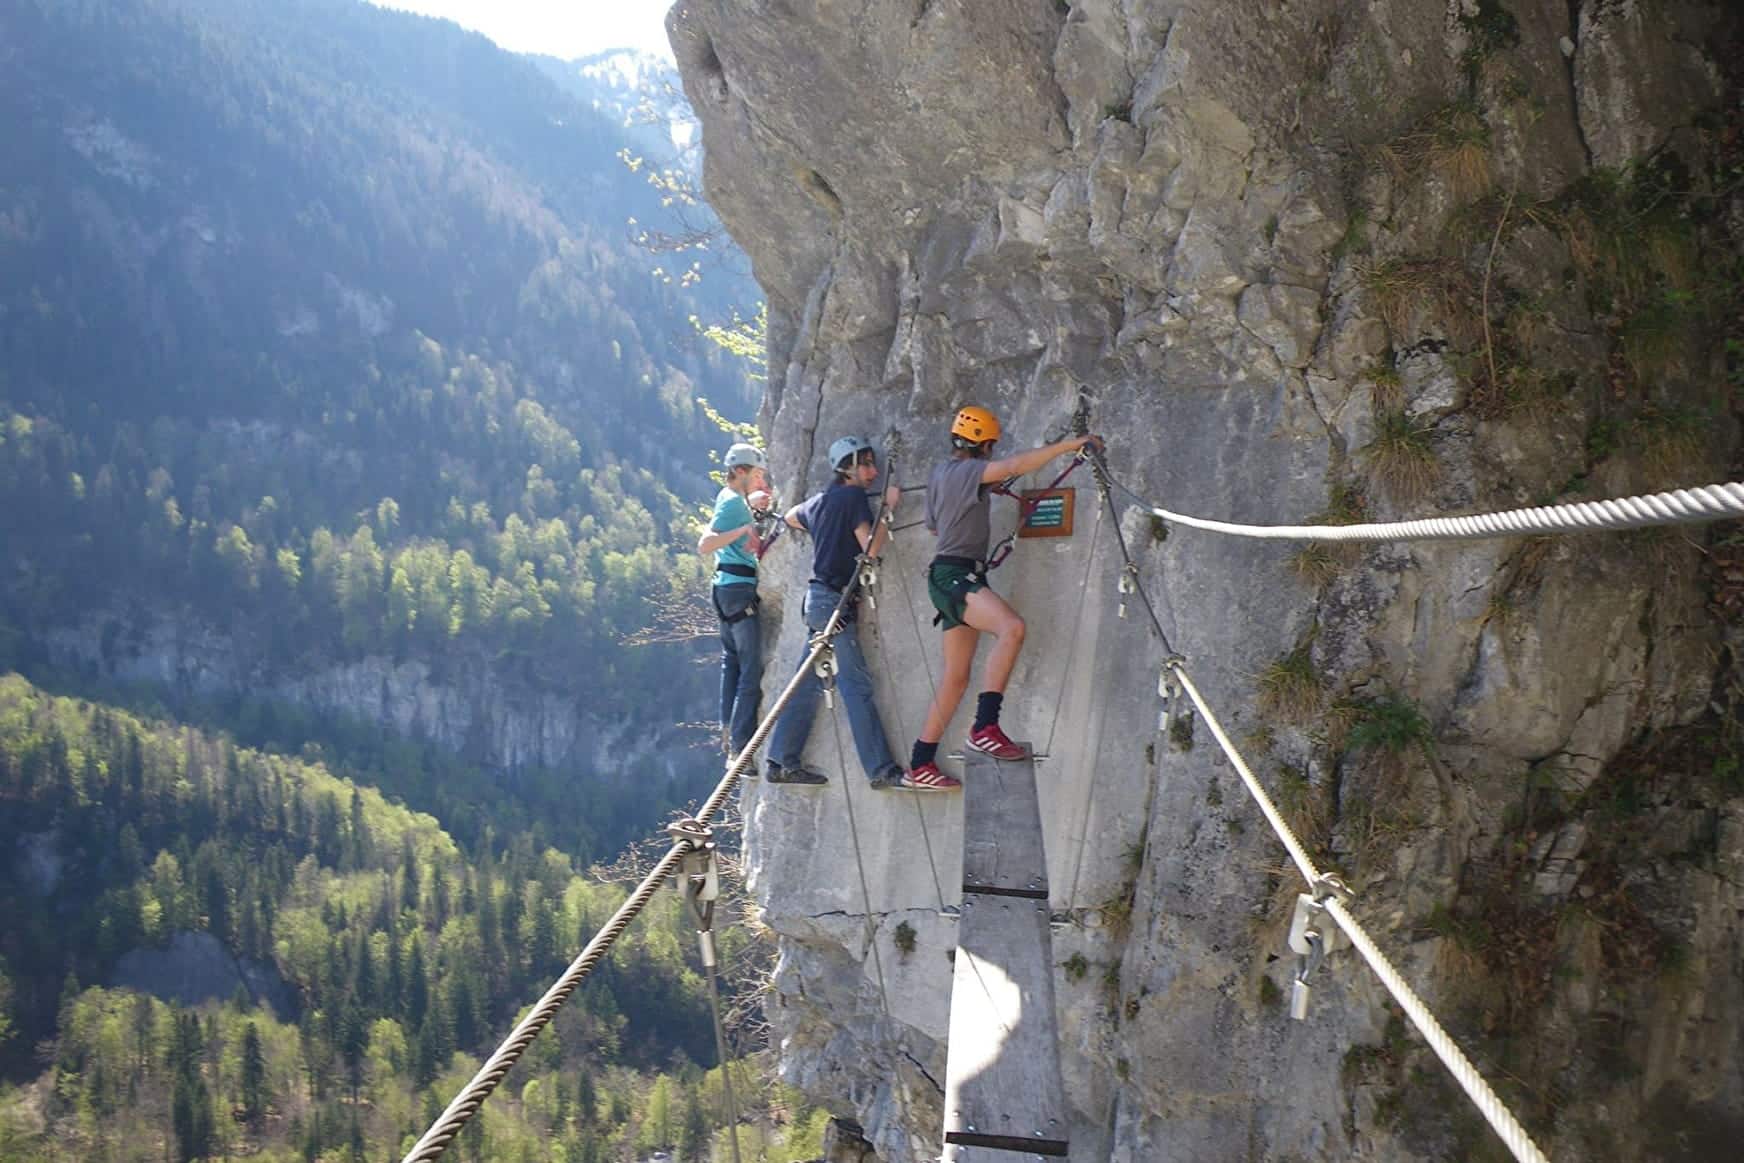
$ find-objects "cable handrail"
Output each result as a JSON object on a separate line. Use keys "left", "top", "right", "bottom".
{"left": 1087, "top": 451, "right": 1550, "bottom": 1163}
{"left": 1111, "top": 475, "right": 1744, "bottom": 542}
{"left": 402, "top": 445, "right": 905, "bottom": 1161}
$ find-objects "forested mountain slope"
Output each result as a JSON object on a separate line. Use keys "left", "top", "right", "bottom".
{"left": 0, "top": 0, "right": 754, "bottom": 823}
{"left": 0, "top": 1, "right": 789, "bottom": 1157}
{"left": 0, "top": 672, "right": 782, "bottom": 1161}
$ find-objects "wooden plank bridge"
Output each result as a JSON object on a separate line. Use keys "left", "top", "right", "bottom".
{"left": 942, "top": 748, "right": 1069, "bottom": 1161}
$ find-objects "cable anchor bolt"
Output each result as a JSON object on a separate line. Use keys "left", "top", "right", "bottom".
{"left": 1155, "top": 660, "right": 1184, "bottom": 733}
{"left": 1285, "top": 880, "right": 1349, "bottom": 1021}
{"left": 666, "top": 818, "right": 721, "bottom": 964}
{"left": 811, "top": 637, "right": 838, "bottom": 709}
{"left": 858, "top": 559, "right": 879, "bottom": 608}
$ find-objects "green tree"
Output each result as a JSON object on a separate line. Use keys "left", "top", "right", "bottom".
{"left": 678, "top": 1084, "right": 709, "bottom": 1162}
{"left": 172, "top": 1063, "right": 214, "bottom": 1162}
{"left": 642, "top": 1074, "right": 674, "bottom": 1151}
{"left": 240, "top": 1021, "right": 268, "bottom": 1124}
{"left": 0, "top": 956, "right": 13, "bottom": 1050}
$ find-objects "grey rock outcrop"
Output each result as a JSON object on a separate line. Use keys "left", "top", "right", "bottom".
{"left": 112, "top": 931, "right": 295, "bottom": 1021}
{"left": 674, "top": 1, "right": 1744, "bottom": 1159}
{"left": 44, "top": 610, "right": 688, "bottom": 779}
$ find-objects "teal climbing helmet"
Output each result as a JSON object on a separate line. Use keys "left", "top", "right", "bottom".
{"left": 829, "top": 435, "right": 874, "bottom": 470}
{"left": 723, "top": 442, "right": 766, "bottom": 471}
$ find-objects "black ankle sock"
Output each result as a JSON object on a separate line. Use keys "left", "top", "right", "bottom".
{"left": 973, "top": 691, "right": 1003, "bottom": 731}
{"left": 911, "top": 740, "right": 939, "bottom": 770}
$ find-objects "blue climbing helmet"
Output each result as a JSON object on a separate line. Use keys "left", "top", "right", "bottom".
{"left": 723, "top": 442, "right": 766, "bottom": 471}
{"left": 829, "top": 435, "right": 875, "bottom": 472}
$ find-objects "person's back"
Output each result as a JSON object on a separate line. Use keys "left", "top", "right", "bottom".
{"left": 926, "top": 456, "right": 992, "bottom": 565}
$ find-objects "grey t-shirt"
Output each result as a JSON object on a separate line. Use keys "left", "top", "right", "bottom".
{"left": 926, "top": 457, "right": 993, "bottom": 561}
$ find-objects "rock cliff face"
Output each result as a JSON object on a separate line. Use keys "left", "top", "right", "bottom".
{"left": 672, "top": 2, "right": 1744, "bottom": 1159}
{"left": 42, "top": 611, "right": 690, "bottom": 780}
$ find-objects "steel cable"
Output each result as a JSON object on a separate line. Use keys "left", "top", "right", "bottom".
{"left": 1111, "top": 475, "right": 1744, "bottom": 543}
{"left": 404, "top": 472, "right": 894, "bottom": 1160}
{"left": 1089, "top": 457, "right": 1549, "bottom": 1163}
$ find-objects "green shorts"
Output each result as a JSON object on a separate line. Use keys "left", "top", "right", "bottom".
{"left": 927, "top": 557, "right": 987, "bottom": 631}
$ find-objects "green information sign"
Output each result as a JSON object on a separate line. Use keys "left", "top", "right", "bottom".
{"left": 1026, "top": 495, "right": 1066, "bottom": 528}
{"left": 1017, "top": 488, "right": 1075, "bottom": 539}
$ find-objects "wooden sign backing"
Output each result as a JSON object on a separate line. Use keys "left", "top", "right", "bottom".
{"left": 1017, "top": 488, "right": 1075, "bottom": 539}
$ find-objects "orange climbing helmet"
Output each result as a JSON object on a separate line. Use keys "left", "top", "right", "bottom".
{"left": 949, "top": 405, "right": 1000, "bottom": 446}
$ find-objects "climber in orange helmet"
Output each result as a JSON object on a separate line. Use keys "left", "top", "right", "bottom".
{"left": 905, "top": 406, "right": 1103, "bottom": 788}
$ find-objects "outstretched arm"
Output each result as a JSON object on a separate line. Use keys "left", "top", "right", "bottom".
{"left": 981, "top": 434, "right": 1104, "bottom": 484}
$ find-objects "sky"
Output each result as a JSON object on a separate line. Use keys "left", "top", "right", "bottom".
{"left": 371, "top": 0, "right": 675, "bottom": 61}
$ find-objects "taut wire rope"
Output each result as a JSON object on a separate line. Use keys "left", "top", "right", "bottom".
{"left": 1107, "top": 474, "right": 1744, "bottom": 543}
{"left": 1058, "top": 478, "right": 1113, "bottom": 914}
{"left": 828, "top": 691, "right": 895, "bottom": 1021}
{"left": 404, "top": 452, "right": 899, "bottom": 1162}
{"left": 868, "top": 529, "right": 948, "bottom": 914}
{"left": 1087, "top": 451, "right": 1549, "bottom": 1163}
{"left": 1043, "top": 494, "right": 1105, "bottom": 759}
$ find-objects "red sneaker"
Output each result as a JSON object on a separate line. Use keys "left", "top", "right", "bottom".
{"left": 902, "top": 763, "right": 962, "bottom": 792}
{"left": 966, "top": 724, "right": 1029, "bottom": 760}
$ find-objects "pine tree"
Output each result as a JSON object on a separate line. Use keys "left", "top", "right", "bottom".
{"left": 241, "top": 1021, "right": 268, "bottom": 1124}
{"left": 678, "top": 1085, "right": 710, "bottom": 1162}
{"left": 575, "top": 1068, "right": 596, "bottom": 1126}
{"left": 405, "top": 936, "right": 429, "bottom": 1026}
{"left": 400, "top": 834, "right": 421, "bottom": 911}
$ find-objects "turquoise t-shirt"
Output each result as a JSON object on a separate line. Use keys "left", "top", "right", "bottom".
{"left": 710, "top": 487, "right": 758, "bottom": 588}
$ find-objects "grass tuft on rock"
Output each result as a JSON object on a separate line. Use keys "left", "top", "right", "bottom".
{"left": 1257, "top": 643, "right": 1323, "bottom": 724}
{"left": 1363, "top": 410, "right": 1441, "bottom": 504}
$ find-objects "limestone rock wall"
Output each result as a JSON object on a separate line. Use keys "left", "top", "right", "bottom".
{"left": 42, "top": 610, "right": 690, "bottom": 779}
{"left": 672, "top": 2, "right": 1744, "bottom": 1159}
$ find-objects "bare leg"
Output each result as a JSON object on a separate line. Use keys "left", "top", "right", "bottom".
{"left": 962, "top": 587, "right": 1026, "bottom": 693}
{"left": 918, "top": 625, "right": 979, "bottom": 743}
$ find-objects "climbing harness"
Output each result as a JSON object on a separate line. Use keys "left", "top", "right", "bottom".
{"left": 711, "top": 570, "right": 759, "bottom": 624}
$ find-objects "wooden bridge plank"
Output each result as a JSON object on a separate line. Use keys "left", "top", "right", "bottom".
{"left": 960, "top": 749, "right": 1049, "bottom": 896}
{"left": 943, "top": 752, "right": 1068, "bottom": 1158}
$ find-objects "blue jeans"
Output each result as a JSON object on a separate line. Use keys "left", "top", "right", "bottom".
{"left": 715, "top": 584, "right": 762, "bottom": 754}
{"left": 767, "top": 582, "right": 900, "bottom": 783}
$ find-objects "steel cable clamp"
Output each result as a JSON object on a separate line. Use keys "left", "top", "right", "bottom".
{"left": 666, "top": 818, "right": 722, "bottom": 965}
{"left": 1117, "top": 563, "right": 1138, "bottom": 619}
{"left": 810, "top": 635, "right": 838, "bottom": 708}
{"left": 1155, "top": 654, "right": 1187, "bottom": 733}
{"left": 1286, "top": 874, "right": 1353, "bottom": 1021}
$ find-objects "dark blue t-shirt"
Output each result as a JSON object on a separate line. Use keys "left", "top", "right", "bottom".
{"left": 795, "top": 482, "right": 873, "bottom": 590}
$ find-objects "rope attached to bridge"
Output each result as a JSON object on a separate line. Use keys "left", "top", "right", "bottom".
{"left": 402, "top": 483, "right": 892, "bottom": 1161}
{"left": 1112, "top": 476, "right": 1744, "bottom": 542}
{"left": 1087, "top": 451, "right": 1551, "bottom": 1163}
